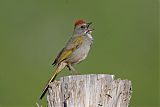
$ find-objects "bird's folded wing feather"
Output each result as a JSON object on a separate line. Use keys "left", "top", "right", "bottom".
{"left": 52, "top": 36, "right": 83, "bottom": 65}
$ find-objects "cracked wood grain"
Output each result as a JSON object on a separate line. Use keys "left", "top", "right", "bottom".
{"left": 47, "top": 74, "right": 132, "bottom": 107}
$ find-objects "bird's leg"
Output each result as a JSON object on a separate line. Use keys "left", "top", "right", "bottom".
{"left": 68, "top": 64, "right": 79, "bottom": 75}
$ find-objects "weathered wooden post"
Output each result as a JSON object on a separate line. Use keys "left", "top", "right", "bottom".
{"left": 47, "top": 74, "right": 132, "bottom": 107}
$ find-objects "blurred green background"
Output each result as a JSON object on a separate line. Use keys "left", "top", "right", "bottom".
{"left": 0, "top": 0, "right": 159, "bottom": 107}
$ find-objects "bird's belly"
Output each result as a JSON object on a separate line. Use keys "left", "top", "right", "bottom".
{"left": 67, "top": 45, "right": 90, "bottom": 64}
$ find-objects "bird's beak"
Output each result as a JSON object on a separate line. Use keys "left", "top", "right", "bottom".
{"left": 87, "top": 22, "right": 92, "bottom": 28}
{"left": 87, "top": 28, "right": 95, "bottom": 33}
{"left": 86, "top": 22, "right": 94, "bottom": 34}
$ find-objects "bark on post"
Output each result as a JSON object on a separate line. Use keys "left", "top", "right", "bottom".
{"left": 47, "top": 74, "right": 132, "bottom": 107}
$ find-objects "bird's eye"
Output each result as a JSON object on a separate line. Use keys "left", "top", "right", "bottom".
{"left": 80, "top": 25, "right": 85, "bottom": 28}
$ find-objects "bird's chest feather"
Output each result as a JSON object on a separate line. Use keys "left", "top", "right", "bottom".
{"left": 70, "top": 34, "right": 93, "bottom": 63}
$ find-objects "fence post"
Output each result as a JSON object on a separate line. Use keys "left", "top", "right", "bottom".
{"left": 47, "top": 74, "right": 132, "bottom": 107}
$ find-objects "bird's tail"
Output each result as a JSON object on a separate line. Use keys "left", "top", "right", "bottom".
{"left": 39, "top": 62, "right": 67, "bottom": 100}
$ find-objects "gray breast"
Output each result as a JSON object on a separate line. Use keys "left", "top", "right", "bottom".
{"left": 67, "top": 34, "right": 93, "bottom": 64}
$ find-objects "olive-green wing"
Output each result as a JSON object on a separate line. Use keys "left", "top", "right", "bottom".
{"left": 52, "top": 36, "right": 83, "bottom": 65}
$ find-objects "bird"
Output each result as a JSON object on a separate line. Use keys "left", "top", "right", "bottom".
{"left": 39, "top": 19, "right": 94, "bottom": 100}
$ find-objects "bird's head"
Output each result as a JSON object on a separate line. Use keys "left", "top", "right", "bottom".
{"left": 73, "top": 19, "right": 93, "bottom": 34}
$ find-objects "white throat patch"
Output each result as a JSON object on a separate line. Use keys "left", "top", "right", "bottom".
{"left": 87, "top": 33, "right": 93, "bottom": 39}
